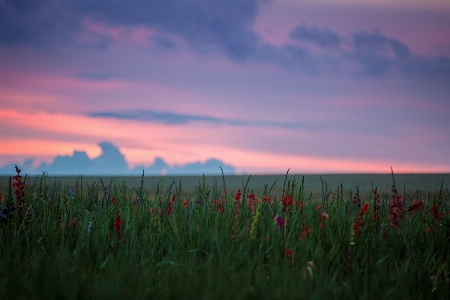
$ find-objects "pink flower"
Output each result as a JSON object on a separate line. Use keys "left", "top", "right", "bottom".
{"left": 389, "top": 195, "right": 403, "bottom": 228}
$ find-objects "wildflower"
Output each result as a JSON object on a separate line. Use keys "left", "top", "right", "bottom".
{"left": 281, "top": 195, "right": 293, "bottom": 211}
{"left": 248, "top": 193, "right": 256, "bottom": 215}
{"left": 263, "top": 195, "right": 272, "bottom": 204}
{"left": 231, "top": 195, "right": 241, "bottom": 241}
{"left": 319, "top": 221, "right": 325, "bottom": 234}
{"left": 0, "top": 193, "right": 2, "bottom": 203}
{"left": 0, "top": 206, "right": 7, "bottom": 222}
{"left": 211, "top": 198, "right": 225, "bottom": 214}
{"left": 183, "top": 199, "right": 189, "bottom": 209}
{"left": 389, "top": 195, "right": 403, "bottom": 228}
{"left": 13, "top": 165, "right": 26, "bottom": 213}
{"left": 285, "top": 248, "right": 294, "bottom": 263}
{"left": 300, "top": 226, "right": 311, "bottom": 242}
{"left": 431, "top": 205, "right": 439, "bottom": 221}
{"left": 273, "top": 214, "right": 284, "bottom": 228}
{"left": 166, "top": 195, "right": 176, "bottom": 218}
{"left": 353, "top": 217, "right": 364, "bottom": 236}
{"left": 360, "top": 203, "right": 369, "bottom": 216}
{"left": 234, "top": 189, "right": 241, "bottom": 202}
{"left": 321, "top": 212, "right": 329, "bottom": 219}
{"left": 111, "top": 196, "right": 116, "bottom": 205}
{"left": 114, "top": 209, "right": 123, "bottom": 239}
{"left": 408, "top": 200, "right": 423, "bottom": 212}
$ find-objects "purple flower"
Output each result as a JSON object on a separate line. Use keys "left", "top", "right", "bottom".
{"left": 274, "top": 214, "right": 285, "bottom": 228}
{"left": 0, "top": 207, "right": 7, "bottom": 221}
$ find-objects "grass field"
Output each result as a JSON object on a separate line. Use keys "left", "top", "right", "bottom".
{"left": 0, "top": 169, "right": 449, "bottom": 299}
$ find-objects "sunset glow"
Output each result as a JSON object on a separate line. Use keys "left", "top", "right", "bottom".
{"left": 1, "top": 0, "right": 449, "bottom": 175}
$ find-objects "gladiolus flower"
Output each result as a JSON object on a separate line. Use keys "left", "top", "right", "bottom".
{"left": 281, "top": 195, "right": 293, "bottom": 211}
{"left": 389, "top": 195, "right": 403, "bottom": 228}
{"left": 234, "top": 189, "right": 241, "bottom": 202}
{"left": 360, "top": 203, "right": 369, "bottom": 216}
{"left": 408, "top": 200, "right": 424, "bottom": 212}
{"left": 353, "top": 217, "right": 364, "bottom": 235}
{"left": 13, "top": 165, "right": 26, "bottom": 213}
{"left": 431, "top": 205, "right": 439, "bottom": 221}
{"left": 285, "top": 248, "right": 294, "bottom": 263}
{"left": 300, "top": 226, "right": 311, "bottom": 242}
{"left": 263, "top": 195, "right": 272, "bottom": 204}
{"left": 274, "top": 214, "right": 285, "bottom": 228}
{"left": 319, "top": 222, "right": 325, "bottom": 234}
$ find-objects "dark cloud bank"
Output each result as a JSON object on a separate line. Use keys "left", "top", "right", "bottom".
{"left": 1, "top": 0, "right": 449, "bottom": 80}
{"left": 0, "top": 142, "right": 235, "bottom": 176}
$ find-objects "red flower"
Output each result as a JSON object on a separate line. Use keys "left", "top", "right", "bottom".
{"left": 183, "top": 200, "right": 188, "bottom": 209}
{"left": 319, "top": 222, "right": 325, "bottom": 234}
{"left": 431, "top": 205, "right": 439, "bottom": 221}
{"left": 234, "top": 189, "right": 241, "bottom": 202}
{"left": 408, "top": 200, "right": 423, "bottom": 212}
{"left": 111, "top": 196, "right": 116, "bottom": 205}
{"left": 263, "top": 195, "right": 272, "bottom": 204}
{"left": 300, "top": 226, "right": 311, "bottom": 242}
{"left": 353, "top": 217, "right": 364, "bottom": 235}
{"left": 285, "top": 248, "right": 294, "bottom": 263}
{"left": 321, "top": 212, "right": 329, "bottom": 219}
{"left": 166, "top": 195, "right": 176, "bottom": 218}
{"left": 281, "top": 195, "right": 293, "bottom": 211}
{"left": 360, "top": 203, "right": 369, "bottom": 216}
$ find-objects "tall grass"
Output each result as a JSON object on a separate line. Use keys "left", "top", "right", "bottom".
{"left": 0, "top": 167, "right": 449, "bottom": 299}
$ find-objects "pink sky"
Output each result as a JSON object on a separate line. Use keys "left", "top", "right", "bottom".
{"left": 1, "top": 0, "right": 450, "bottom": 175}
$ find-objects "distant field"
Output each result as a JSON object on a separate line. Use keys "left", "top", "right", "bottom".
{"left": 1, "top": 173, "right": 449, "bottom": 199}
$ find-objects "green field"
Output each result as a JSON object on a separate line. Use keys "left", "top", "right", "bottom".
{"left": 2, "top": 173, "right": 449, "bottom": 198}
{"left": 0, "top": 171, "right": 449, "bottom": 299}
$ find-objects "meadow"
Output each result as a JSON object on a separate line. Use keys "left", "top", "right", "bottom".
{"left": 0, "top": 167, "right": 449, "bottom": 299}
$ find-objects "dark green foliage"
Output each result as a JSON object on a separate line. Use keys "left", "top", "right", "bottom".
{"left": 0, "top": 174, "right": 449, "bottom": 299}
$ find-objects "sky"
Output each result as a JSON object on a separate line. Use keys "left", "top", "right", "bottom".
{"left": 1, "top": 0, "right": 450, "bottom": 175}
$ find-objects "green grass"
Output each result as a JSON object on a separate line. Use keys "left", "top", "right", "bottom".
{"left": 0, "top": 171, "right": 449, "bottom": 299}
